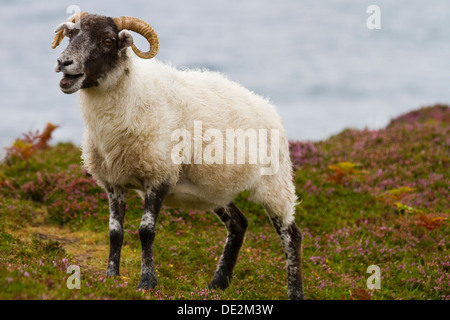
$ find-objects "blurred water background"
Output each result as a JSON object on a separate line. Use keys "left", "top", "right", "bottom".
{"left": 1, "top": 0, "right": 449, "bottom": 152}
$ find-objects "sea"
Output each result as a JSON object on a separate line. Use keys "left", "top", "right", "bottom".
{"left": 1, "top": 0, "right": 449, "bottom": 152}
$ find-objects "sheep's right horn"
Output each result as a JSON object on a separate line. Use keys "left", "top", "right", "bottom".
{"left": 113, "top": 16, "right": 159, "bottom": 59}
{"left": 52, "top": 11, "right": 88, "bottom": 49}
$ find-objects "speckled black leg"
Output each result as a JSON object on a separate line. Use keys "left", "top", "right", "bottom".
{"left": 106, "top": 186, "right": 127, "bottom": 277}
{"left": 137, "top": 183, "right": 170, "bottom": 290}
{"left": 270, "top": 217, "right": 304, "bottom": 300}
{"left": 209, "top": 202, "right": 248, "bottom": 290}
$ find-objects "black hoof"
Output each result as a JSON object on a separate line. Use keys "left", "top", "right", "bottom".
{"left": 137, "top": 273, "right": 157, "bottom": 290}
{"left": 208, "top": 276, "right": 231, "bottom": 291}
{"left": 288, "top": 290, "right": 305, "bottom": 300}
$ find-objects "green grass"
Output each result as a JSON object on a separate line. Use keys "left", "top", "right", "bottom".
{"left": 0, "top": 105, "right": 448, "bottom": 300}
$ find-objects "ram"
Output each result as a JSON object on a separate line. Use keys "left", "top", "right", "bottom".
{"left": 52, "top": 12, "right": 304, "bottom": 300}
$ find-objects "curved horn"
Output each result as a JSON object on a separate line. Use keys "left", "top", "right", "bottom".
{"left": 113, "top": 16, "right": 159, "bottom": 59}
{"left": 52, "top": 11, "right": 88, "bottom": 49}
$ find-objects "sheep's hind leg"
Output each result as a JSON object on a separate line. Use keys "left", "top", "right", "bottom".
{"left": 269, "top": 215, "right": 304, "bottom": 300}
{"left": 137, "top": 183, "right": 170, "bottom": 290}
{"left": 209, "top": 202, "right": 248, "bottom": 290}
{"left": 106, "top": 186, "right": 128, "bottom": 277}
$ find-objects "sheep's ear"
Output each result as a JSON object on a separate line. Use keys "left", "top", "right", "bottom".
{"left": 118, "top": 30, "right": 133, "bottom": 50}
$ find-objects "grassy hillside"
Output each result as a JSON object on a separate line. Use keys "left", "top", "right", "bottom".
{"left": 0, "top": 105, "right": 448, "bottom": 300}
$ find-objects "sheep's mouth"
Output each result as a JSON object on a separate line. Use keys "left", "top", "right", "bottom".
{"left": 60, "top": 73, "right": 84, "bottom": 90}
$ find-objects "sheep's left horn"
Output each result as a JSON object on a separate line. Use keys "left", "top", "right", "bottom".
{"left": 113, "top": 16, "right": 159, "bottom": 59}
{"left": 52, "top": 11, "right": 89, "bottom": 49}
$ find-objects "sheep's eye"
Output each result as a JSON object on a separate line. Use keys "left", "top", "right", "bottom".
{"left": 104, "top": 38, "right": 114, "bottom": 46}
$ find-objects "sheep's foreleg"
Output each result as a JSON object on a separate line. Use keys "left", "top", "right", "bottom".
{"left": 106, "top": 186, "right": 128, "bottom": 277}
{"left": 137, "top": 183, "right": 170, "bottom": 290}
{"left": 270, "top": 217, "right": 304, "bottom": 300}
{"left": 209, "top": 202, "right": 248, "bottom": 290}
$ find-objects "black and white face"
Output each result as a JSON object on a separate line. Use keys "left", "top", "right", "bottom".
{"left": 54, "top": 14, "right": 133, "bottom": 94}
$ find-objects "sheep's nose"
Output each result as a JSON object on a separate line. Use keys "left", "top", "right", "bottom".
{"left": 55, "top": 58, "right": 74, "bottom": 72}
{"left": 58, "top": 59, "right": 73, "bottom": 67}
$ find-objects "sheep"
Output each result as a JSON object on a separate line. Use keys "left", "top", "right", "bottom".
{"left": 52, "top": 12, "right": 304, "bottom": 300}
